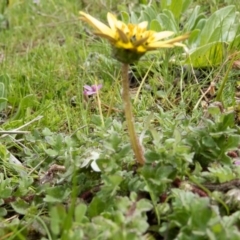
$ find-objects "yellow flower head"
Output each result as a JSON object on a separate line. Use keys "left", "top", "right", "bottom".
{"left": 80, "top": 11, "right": 189, "bottom": 63}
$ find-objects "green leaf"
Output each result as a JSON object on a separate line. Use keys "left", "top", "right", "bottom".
{"left": 121, "top": 11, "right": 129, "bottom": 23}
{"left": 45, "top": 149, "right": 58, "bottom": 157}
{"left": 161, "top": 0, "right": 183, "bottom": 20}
{"left": 0, "top": 82, "right": 7, "bottom": 111}
{"left": 117, "top": 144, "right": 131, "bottom": 158}
{"left": 75, "top": 203, "right": 87, "bottom": 223}
{"left": 44, "top": 186, "right": 70, "bottom": 203}
{"left": 157, "top": 10, "right": 178, "bottom": 32}
{"left": 96, "top": 158, "right": 119, "bottom": 172}
{"left": 184, "top": 6, "right": 203, "bottom": 31}
{"left": 219, "top": 112, "right": 235, "bottom": 129}
{"left": 88, "top": 196, "right": 108, "bottom": 218}
{"left": 10, "top": 199, "right": 29, "bottom": 215}
{"left": 130, "top": 12, "right": 138, "bottom": 24}
{"left": 0, "top": 207, "right": 7, "bottom": 217}
{"left": 149, "top": 19, "right": 162, "bottom": 31}
{"left": 11, "top": 94, "right": 38, "bottom": 120}
{"left": 145, "top": 151, "right": 161, "bottom": 162}
{"left": 185, "top": 42, "right": 226, "bottom": 67}
{"left": 144, "top": 6, "right": 157, "bottom": 20}
{"left": 229, "top": 34, "right": 240, "bottom": 49}
{"left": 202, "top": 136, "right": 217, "bottom": 148}
{"left": 136, "top": 199, "right": 152, "bottom": 212}
{"left": 0, "top": 97, "right": 7, "bottom": 103}
{"left": 108, "top": 174, "right": 123, "bottom": 186}
{"left": 0, "top": 82, "right": 5, "bottom": 98}
{"left": 0, "top": 187, "right": 12, "bottom": 198}
{"left": 200, "top": 5, "right": 236, "bottom": 45}
{"left": 110, "top": 133, "right": 122, "bottom": 151}
{"left": 181, "top": 0, "right": 193, "bottom": 13}
{"left": 50, "top": 205, "right": 66, "bottom": 235}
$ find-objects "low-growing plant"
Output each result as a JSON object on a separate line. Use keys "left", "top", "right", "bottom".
{"left": 1, "top": 0, "right": 240, "bottom": 239}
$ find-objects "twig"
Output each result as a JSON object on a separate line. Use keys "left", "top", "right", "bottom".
{"left": 0, "top": 131, "right": 30, "bottom": 134}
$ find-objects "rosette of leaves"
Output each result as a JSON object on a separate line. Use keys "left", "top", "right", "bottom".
{"left": 120, "top": 1, "right": 240, "bottom": 68}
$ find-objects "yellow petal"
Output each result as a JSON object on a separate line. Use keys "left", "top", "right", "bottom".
{"left": 137, "top": 21, "right": 148, "bottom": 30}
{"left": 116, "top": 27, "right": 129, "bottom": 43}
{"left": 136, "top": 45, "right": 148, "bottom": 53}
{"left": 94, "top": 32, "right": 117, "bottom": 42}
{"left": 147, "top": 42, "right": 175, "bottom": 49}
{"left": 107, "top": 12, "right": 118, "bottom": 30}
{"left": 152, "top": 31, "right": 175, "bottom": 41}
{"left": 148, "top": 34, "right": 189, "bottom": 49}
{"left": 163, "top": 34, "right": 190, "bottom": 44}
{"left": 116, "top": 20, "right": 128, "bottom": 34}
{"left": 133, "top": 36, "right": 149, "bottom": 47}
{"left": 115, "top": 41, "right": 134, "bottom": 49}
{"left": 80, "top": 11, "right": 115, "bottom": 39}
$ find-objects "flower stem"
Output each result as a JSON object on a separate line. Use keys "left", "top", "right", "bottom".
{"left": 95, "top": 79, "right": 104, "bottom": 127}
{"left": 121, "top": 63, "right": 145, "bottom": 166}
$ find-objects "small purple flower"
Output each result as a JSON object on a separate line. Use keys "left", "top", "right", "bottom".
{"left": 83, "top": 84, "right": 102, "bottom": 96}
{"left": 234, "top": 159, "right": 240, "bottom": 166}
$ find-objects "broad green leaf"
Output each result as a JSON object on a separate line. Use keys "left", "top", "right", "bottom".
{"left": 50, "top": 207, "right": 60, "bottom": 235}
{"left": 150, "top": 19, "right": 162, "bottom": 31}
{"left": 157, "top": 10, "right": 178, "bottom": 32}
{"left": 0, "top": 207, "right": 7, "bottom": 217}
{"left": 161, "top": 0, "right": 183, "bottom": 20}
{"left": 202, "top": 136, "right": 217, "bottom": 148}
{"left": 110, "top": 133, "right": 122, "bottom": 151}
{"left": 10, "top": 199, "right": 29, "bottom": 215}
{"left": 44, "top": 186, "right": 70, "bottom": 203}
{"left": 0, "top": 97, "right": 7, "bottom": 112}
{"left": 50, "top": 205, "right": 66, "bottom": 235}
{"left": 200, "top": 5, "right": 236, "bottom": 45}
{"left": 145, "top": 151, "right": 161, "bottom": 162}
{"left": 75, "top": 203, "right": 87, "bottom": 223}
{"left": 0, "top": 187, "right": 12, "bottom": 198}
{"left": 229, "top": 34, "right": 240, "bottom": 50}
{"left": 219, "top": 112, "right": 235, "bottom": 129}
{"left": 191, "top": 200, "right": 212, "bottom": 230}
{"left": 117, "top": 144, "right": 131, "bottom": 158}
{"left": 181, "top": 0, "right": 193, "bottom": 13}
{"left": 139, "top": 11, "right": 151, "bottom": 22}
{"left": 136, "top": 199, "right": 152, "bottom": 212}
{"left": 45, "top": 149, "right": 58, "bottom": 157}
{"left": 0, "top": 97, "right": 7, "bottom": 103}
{"left": 120, "top": 11, "right": 129, "bottom": 23}
{"left": 184, "top": 5, "right": 204, "bottom": 31}
{"left": 163, "top": 9, "right": 178, "bottom": 31}
{"left": 195, "top": 18, "right": 207, "bottom": 31}
{"left": 144, "top": 6, "right": 157, "bottom": 20}
{"left": 88, "top": 196, "right": 108, "bottom": 218}
{"left": 130, "top": 12, "right": 138, "bottom": 24}
{"left": 108, "top": 174, "right": 123, "bottom": 186}
{"left": 185, "top": 42, "right": 226, "bottom": 67}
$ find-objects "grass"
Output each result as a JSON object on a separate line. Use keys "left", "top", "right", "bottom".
{"left": 1, "top": 0, "right": 240, "bottom": 239}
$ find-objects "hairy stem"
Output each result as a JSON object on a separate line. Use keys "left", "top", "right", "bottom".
{"left": 121, "top": 63, "right": 145, "bottom": 166}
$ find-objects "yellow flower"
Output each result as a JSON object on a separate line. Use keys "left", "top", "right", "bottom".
{"left": 80, "top": 11, "right": 189, "bottom": 63}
